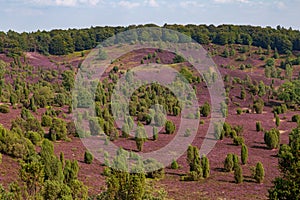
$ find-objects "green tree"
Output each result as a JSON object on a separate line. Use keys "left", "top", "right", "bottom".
{"left": 264, "top": 128, "right": 280, "bottom": 149}
{"left": 49, "top": 118, "right": 67, "bottom": 141}
{"left": 201, "top": 155, "right": 210, "bottom": 178}
{"left": 275, "top": 115, "right": 280, "bottom": 127}
{"left": 201, "top": 102, "right": 210, "bottom": 117}
{"left": 254, "top": 162, "right": 265, "bottom": 183}
{"left": 153, "top": 126, "right": 158, "bottom": 141}
{"left": 224, "top": 153, "right": 234, "bottom": 172}
{"left": 241, "top": 144, "right": 248, "bottom": 165}
{"left": 256, "top": 121, "right": 262, "bottom": 132}
{"left": 135, "top": 123, "right": 147, "bottom": 152}
{"left": 20, "top": 159, "right": 44, "bottom": 197}
{"left": 62, "top": 70, "right": 74, "bottom": 91}
{"left": 234, "top": 163, "right": 243, "bottom": 184}
{"left": 121, "top": 123, "right": 130, "bottom": 138}
{"left": 84, "top": 151, "right": 93, "bottom": 164}
{"left": 240, "top": 88, "right": 246, "bottom": 100}
{"left": 269, "top": 127, "right": 300, "bottom": 199}
{"left": 165, "top": 120, "right": 175, "bottom": 134}
{"left": 171, "top": 160, "right": 179, "bottom": 169}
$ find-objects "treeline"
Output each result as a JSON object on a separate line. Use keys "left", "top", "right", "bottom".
{"left": 1, "top": 24, "right": 300, "bottom": 55}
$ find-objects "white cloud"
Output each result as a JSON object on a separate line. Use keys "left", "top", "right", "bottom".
{"left": 28, "top": 0, "right": 101, "bottom": 7}
{"left": 55, "top": 0, "right": 77, "bottom": 6}
{"left": 276, "top": 1, "right": 286, "bottom": 9}
{"left": 179, "top": 1, "right": 204, "bottom": 8}
{"left": 79, "top": 0, "right": 100, "bottom": 6}
{"left": 214, "top": 0, "right": 249, "bottom": 3}
{"left": 145, "top": 0, "right": 159, "bottom": 7}
{"left": 118, "top": 1, "right": 140, "bottom": 8}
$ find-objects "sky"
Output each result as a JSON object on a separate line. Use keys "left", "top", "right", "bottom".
{"left": 0, "top": 0, "right": 300, "bottom": 32}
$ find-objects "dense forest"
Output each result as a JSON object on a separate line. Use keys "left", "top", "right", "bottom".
{"left": 1, "top": 24, "right": 300, "bottom": 56}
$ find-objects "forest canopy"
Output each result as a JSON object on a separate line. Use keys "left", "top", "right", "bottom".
{"left": 0, "top": 24, "right": 299, "bottom": 55}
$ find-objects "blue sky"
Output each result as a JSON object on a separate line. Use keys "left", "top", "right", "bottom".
{"left": 1, "top": 0, "right": 300, "bottom": 32}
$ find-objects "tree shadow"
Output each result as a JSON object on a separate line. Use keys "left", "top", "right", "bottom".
{"left": 214, "top": 167, "right": 225, "bottom": 172}
{"left": 251, "top": 145, "right": 269, "bottom": 150}
{"left": 166, "top": 171, "right": 185, "bottom": 176}
{"left": 253, "top": 141, "right": 265, "bottom": 145}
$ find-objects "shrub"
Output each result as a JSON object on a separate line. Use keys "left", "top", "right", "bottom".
{"left": 264, "top": 128, "right": 280, "bottom": 149}
{"left": 165, "top": 120, "right": 176, "bottom": 134}
{"left": 241, "top": 144, "right": 248, "bottom": 165}
{"left": 121, "top": 123, "right": 130, "bottom": 138}
{"left": 153, "top": 127, "right": 158, "bottom": 141}
{"left": 201, "top": 102, "right": 210, "bottom": 117}
{"left": 224, "top": 154, "right": 234, "bottom": 172}
{"left": 154, "top": 112, "right": 166, "bottom": 127}
{"left": 0, "top": 104, "right": 9, "bottom": 113}
{"left": 201, "top": 155, "right": 210, "bottom": 178}
{"left": 49, "top": 118, "right": 67, "bottom": 141}
{"left": 254, "top": 162, "right": 265, "bottom": 183}
{"left": 237, "top": 108, "right": 242, "bottom": 115}
{"left": 223, "top": 122, "right": 232, "bottom": 137}
{"left": 26, "top": 131, "right": 42, "bottom": 145}
{"left": 253, "top": 99, "right": 264, "bottom": 114}
{"left": 135, "top": 124, "right": 147, "bottom": 151}
{"left": 184, "top": 128, "right": 191, "bottom": 137}
{"left": 291, "top": 114, "right": 300, "bottom": 122}
{"left": 256, "top": 121, "right": 262, "bottom": 132}
{"left": 234, "top": 125, "right": 244, "bottom": 135}
{"left": 232, "top": 154, "right": 239, "bottom": 166}
{"left": 240, "top": 89, "right": 246, "bottom": 100}
{"left": 173, "top": 106, "right": 181, "bottom": 116}
{"left": 171, "top": 160, "right": 179, "bottom": 169}
{"left": 84, "top": 151, "right": 93, "bottom": 164}
{"left": 234, "top": 163, "right": 243, "bottom": 184}
{"left": 275, "top": 115, "right": 280, "bottom": 127}
{"left": 233, "top": 136, "right": 245, "bottom": 146}
{"left": 41, "top": 114, "right": 52, "bottom": 127}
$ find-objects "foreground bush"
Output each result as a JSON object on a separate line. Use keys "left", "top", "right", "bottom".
{"left": 84, "top": 151, "right": 93, "bottom": 164}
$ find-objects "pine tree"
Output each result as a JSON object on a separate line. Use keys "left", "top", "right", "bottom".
{"left": 256, "top": 121, "right": 262, "bottom": 132}
{"left": 233, "top": 154, "right": 239, "bottom": 166}
{"left": 254, "top": 162, "right": 265, "bottom": 183}
{"left": 234, "top": 163, "right": 243, "bottom": 184}
{"left": 201, "top": 155, "right": 210, "bottom": 178}
{"left": 165, "top": 120, "right": 175, "bottom": 134}
{"left": 135, "top": 123, "right": 147, "bottom": 152}
{"left": 224, "top": 154, "right": 234, "bottom": 172}
{"left": 84, "top": 151, "right": 93, "bottom": 164}
{"left": 241, "top": 144, "right": 248, "bottom": 165}
{"left": 153, "top": 126, "right": 158, "bottom": 141}
{"left": 264, "top": 128, "right": 280, "bottom": 149}
{"left": 121, "top": 123, "right": 130, "bottom": 138}
{"left": 171, "top": 159, "right": 179, "bottom": 169}
{"left": 275, "top": 115, "right": 280, "bottom": 127}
